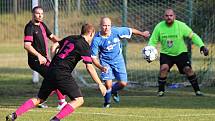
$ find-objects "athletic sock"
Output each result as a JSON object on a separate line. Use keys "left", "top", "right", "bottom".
{"left": 188, "top": 75, "right": 200, "bottom": 92}
{"left": 58, "top": 99, "right": 66, "bottom": 105}
{"left": 112, "top": 82, "right": 123, "bottom": 94}
{"left": 158, "top": 77, "right": 167, "bottom": 92}
{"left": 15, "top": 99, "right": 36, "bottom": 116}
{"left": 104, "top": 88, "right": 112, "bottom": 104}
{"left": 56, "top": 103, "right": 75, "bottom": 119}
{"left": 56, "top": 89, "right": 66, "bottom": 101}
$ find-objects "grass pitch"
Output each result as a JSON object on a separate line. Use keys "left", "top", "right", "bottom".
{"left": 1, "top": 86, "right": 215, "bottom": 121}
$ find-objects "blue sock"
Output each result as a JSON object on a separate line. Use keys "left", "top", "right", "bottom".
{"left": 112, "top": 82, "right": 123, "bottom": 94}
{"left": 104, "top": 89, "right": 112, "bottom": 104}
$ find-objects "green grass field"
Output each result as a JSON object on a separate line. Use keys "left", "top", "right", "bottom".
{"left": 1, "top": 72, "right": 215, "bottom": 121}
{"left": 1, "top": 11, "right": 215, "bottom": 121}
{"left": 1, "top": 87, "right": 215, "bottom": 121}
{"left": 0, "top": 41, "right": 215, "bottom": 121}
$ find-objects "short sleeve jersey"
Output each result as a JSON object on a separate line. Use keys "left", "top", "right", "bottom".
{"left": 24, "top": 21, "right": 52, "bottom": 60}
{"left": 91, "top": 27, "right": 132, "bottom": 62}
{"left": 149, "top": 20, "right": 198, "bottom": 56}
{"left": 49, "top": 35, "right": 92, "bottom": 73}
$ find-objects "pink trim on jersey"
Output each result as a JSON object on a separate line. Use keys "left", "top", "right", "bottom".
{"left": 24, "top": 36, "right": 33, "bottom": 41}
{"left": 81, "top": 56, "right": 92, "bottom": 62}
{"left": 39, "top": 23, "right": 49, "bottom": 59}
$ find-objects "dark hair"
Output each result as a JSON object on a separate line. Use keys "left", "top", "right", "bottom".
{"left": 32, "top": 6, "right": 43, "bottom": 13}
{"left": 81, "top": 23, "right": 95, "bottom": 35}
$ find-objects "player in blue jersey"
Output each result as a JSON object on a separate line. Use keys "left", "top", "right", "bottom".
{"left": 91, "top": 17, "right": 150, "bottom": 107}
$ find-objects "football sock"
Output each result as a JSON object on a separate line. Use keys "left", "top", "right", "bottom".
{"left": 188, "top": 75, "right": 200, "bottom": 92}
{"left": 112, "top": 82, "right": 123, "bottom": 94}
{"left": 56, "top": 89, "right": 66, "bottom": 101}
{"left": 58, "top": 99, "right": 66, "bottom": 105}
{"left": 49, "top": 90, "right": 56, "bottom": 96}
{"left": 104, "top": 88, "right": 112, "bottom": 104}
{"left": 15, "top": 99, "right": 35, "bottom": 116}
{"left": 158, "top": 77, "right": 167, "bottom": 92}
{"left": 56, "top": 103, "right": 75, "bottom": 119}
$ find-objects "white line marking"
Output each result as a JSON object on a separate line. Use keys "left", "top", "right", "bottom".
{"left": 1, "top": 107, "right": 215, "bottom": 119}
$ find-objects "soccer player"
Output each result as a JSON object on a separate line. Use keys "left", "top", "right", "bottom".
{"left": 23, "top": 6, "right": 66, "bottom": 109}
{"left": 91, "top": 17, "right": 150, "bottom": 107}
{"left": 6, "top": 23, "right": 107, "bottom": 121}
{"left": 148, "top": 8, "right": 209, "bottom": 96}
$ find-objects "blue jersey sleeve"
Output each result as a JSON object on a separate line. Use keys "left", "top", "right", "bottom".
{"left": 113, "top": 27, "right": 132, "bottom": 39}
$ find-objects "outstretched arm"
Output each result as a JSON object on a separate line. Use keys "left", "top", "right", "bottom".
{"left": 132, "top": 28, "right": 150, "bottom": 38}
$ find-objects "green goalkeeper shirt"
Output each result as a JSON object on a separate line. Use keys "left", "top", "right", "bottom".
{"left": 148, "top": 20, "right": 204, "bottom": 56}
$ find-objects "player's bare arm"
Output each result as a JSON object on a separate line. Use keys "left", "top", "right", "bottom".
{"left": 91, "top": 57, "right": 108, "bottom": 73}
{"left": 49, "top": 34, "right": 60, "bottom": 42}
{"left": 85, "top": 63, "right": 107, "bottom": 96}
{"left": 24, "top": 42, "right": 47, "bottom": 65}
{"left": 132, "top": 28, "right": 150, "bottom": 38}
{"left": 50, "top": 42, "right": 59, "bottom": 58}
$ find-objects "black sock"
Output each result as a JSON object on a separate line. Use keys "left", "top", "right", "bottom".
{"left": 158, "top": 77, "right": 167, "bottom": 92}
{"left": 188, "top": 75, "right": 200, "bottom": 92}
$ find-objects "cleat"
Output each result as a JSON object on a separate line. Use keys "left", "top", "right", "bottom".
{"left": 57, "top": 101, "right": 67, "bottom": 110}
{"left": 6, "top": 112, "right": 17, "bottom": 121}
{"left": 195, "top": 91, "right": 204, "bottom": 96}
{"left": 112, "top": 93, "right": 120, "bottom": 103}
{"left": 38, "top": 101, "right": 48, "bottom": 108}
{"left": 103, "top": 103, "right": 111, "bottom": 108}
{"left": 50, "top": 117, "right": 60, "bottom": 121}
{"left": 158, "top": 91, "right": 165, "bottom": 97}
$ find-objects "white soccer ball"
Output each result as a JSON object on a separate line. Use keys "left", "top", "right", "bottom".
{"left": 142, "top": 45, "right": 158, "bottom": 61}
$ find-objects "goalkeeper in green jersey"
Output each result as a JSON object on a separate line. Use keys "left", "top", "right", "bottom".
{"left": 148, "top": 8, "right": 209, "bottom": 96}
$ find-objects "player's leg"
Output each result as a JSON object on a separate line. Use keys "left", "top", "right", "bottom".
{"left": 50, "top": 97, "right": 83, "bottom": 121}
{"left": 50, "top": 76, "right": 83, "bottom": 120}
{"left": 176, "top": 52, "right": 203, "bottom": 96}
{"left": 103, "top": 80, "right": 112, "bottom": 108}
{"left": 6, "top": 98, "right": 43, "bottom": 121}
{"left": 158, "top": 53, "right": 173, "bottom": 96}
{"left": 56, "top": 89, "right": 67, "bottom": 110}
{"left": 31, "top": 63, "right": 67, "bottom": 108}
{"left": 111, "top": 59, "right": 128, "bottom": 102}
{"left": 6, "top": 78, "right": 54, "bottom": 121}
{"left": 100, "top": 63, "right": 114, "bottom": 107}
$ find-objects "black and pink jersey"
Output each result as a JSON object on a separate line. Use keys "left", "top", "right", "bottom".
{"left": 24, "top": 21, "right": 52, "bottom": 61}
{"left": 49, "top": 35, "right": 92, "bottom": 74}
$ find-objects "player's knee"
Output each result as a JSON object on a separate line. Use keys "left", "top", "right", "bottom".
{"left": 120, "top": 81, "right": 127, "bottom": 87}
{"left": 76, "top": 97, "right": 84, "bottom": 106}
{"left": 183, "top": 66, "right": 194, "bottom": 75}
{"left": 160, "top": 65, "right": 169, "bottom": 73}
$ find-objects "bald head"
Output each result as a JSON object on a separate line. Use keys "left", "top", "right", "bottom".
{"left": 100, "top": 17, "right": 112, "bottom": 36}
{"left": 164, "top": 9, "right": 176, "bottom": 26}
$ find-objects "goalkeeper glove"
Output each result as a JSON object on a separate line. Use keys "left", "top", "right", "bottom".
{"left": 200, "top": 46, "right": 209, "bottom": 56}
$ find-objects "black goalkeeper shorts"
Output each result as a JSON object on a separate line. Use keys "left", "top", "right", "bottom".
{"left": 160, "top": 52, "right": 192, "bottom": 74}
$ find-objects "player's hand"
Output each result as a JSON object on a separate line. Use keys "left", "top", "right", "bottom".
{"left": 98, "top": 84, "right": 107, "bottom": 96}
{"left": 200, "top": 46, "right": 209, "bottom": 56}
{"left": 142, "top": 31, "right": 150, "bottom": 38}
{"left": 38, "top": 54, "right": 47, "bottom": 65}
{"left": 101, "top": 66, "right": 108, "bottom": 73}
